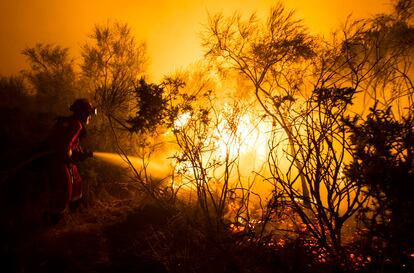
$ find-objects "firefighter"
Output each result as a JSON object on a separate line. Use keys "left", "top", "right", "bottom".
{"left": 45, "top": 98, "right": 96, "bottom": 221}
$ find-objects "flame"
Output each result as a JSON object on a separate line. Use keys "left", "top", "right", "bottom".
{"left": 174, "top": 111, "right": 191, "bottom": 129}
{"left": 169, "top": 104, "right": 280, "bottom": 207}
{"left": 214, "top": 110, "right": 270, "bottom": 160}
{"left": 175, "top": 106, "right": 271, "bottom": 163}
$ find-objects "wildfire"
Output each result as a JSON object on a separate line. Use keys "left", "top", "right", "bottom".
{"left": 170, "top": 104, "right": 277, "bottom": 200}
{"left": 173, "top": 111, "right": 191, "bottom": 130}
{"left": 174, "top": 105, "right": 271, "bottom": 163}
{"left": 213, "top": 109, "right": 269, "bottom": 161}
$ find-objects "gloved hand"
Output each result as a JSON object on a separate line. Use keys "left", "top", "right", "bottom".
{"left": 85, "top": 149, "right": 94, "bottom": 158}
{"left": 71, "top": 149, "right": 94, "bottom": 162}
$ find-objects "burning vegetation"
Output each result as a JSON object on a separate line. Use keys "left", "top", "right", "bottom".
{"left": 1, "top": 1, "right": 414, "bottom": 273}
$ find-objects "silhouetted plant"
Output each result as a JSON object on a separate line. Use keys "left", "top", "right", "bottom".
{"left": 81, "top": 21, "right": 147, "bottom": 118}
{"left": 0, "top": 75, "right": 28, "bottom": 109}
{"left": 203, "top": 2, "right": 316, "bottom": 207}
{"left": 22, "top": 43, "right": 79, "bottom": 114}
{"left": 314, "top": 0, "right": 414, "bottom": 116}
{"left": 345, "top": 105, "right": 414, "bottom": 271}
{"left": 126, "top": 77, "right": 186, "bottom": 134}
{"left": 80, "top": 21, "right": 148, "bottom": 152}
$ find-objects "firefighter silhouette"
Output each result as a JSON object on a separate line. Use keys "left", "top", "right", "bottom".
{"left": 45, "top": 98, "right": 96, "bottom": 218}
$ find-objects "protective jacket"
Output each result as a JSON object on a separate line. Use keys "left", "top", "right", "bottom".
{"left": 46, "top": 116, "right": 88, "bottom": 213}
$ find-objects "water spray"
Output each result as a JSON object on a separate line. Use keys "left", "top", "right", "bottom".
{"left": 93, "top": 152, "right": 172, "bottom": 179}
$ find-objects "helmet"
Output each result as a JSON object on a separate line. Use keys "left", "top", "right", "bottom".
{"left": 69, "top": 98, "right": 97, "bottom": 116}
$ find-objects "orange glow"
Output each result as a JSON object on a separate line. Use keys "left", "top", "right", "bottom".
{"left": 0, "top": 0, "right": 389, "bottom": 80}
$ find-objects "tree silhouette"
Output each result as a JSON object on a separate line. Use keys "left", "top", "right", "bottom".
{"left": 81, "top": 21, "right": 147, "bottom": 118}
{"left": 0, "top": 75, "right": 27, "bottom": 109}
{"left": 81, "top": 21, "right": 148, "bottom": 152}
{"left": 314, "top": 0, "right": 414, "bottom": 116}
{"left": 22, "top": 43, "right": 78, "bottom": 114}
{"left": 202, "top": 1, "right": 414, "bottom": 266}
{"left": 126, "top": 79, "right": 170, "bottom": 134}
{"left": 345, "top": 106, "right": 414, "bottom": 270}
{"left": 203, "top": 2, "right": 315, "bottom": 206}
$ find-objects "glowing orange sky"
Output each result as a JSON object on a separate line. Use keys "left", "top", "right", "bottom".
{"left": 0, "top": 0, "right": 390, "bottom": 81}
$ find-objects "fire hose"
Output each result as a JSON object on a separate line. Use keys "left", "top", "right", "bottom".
{"left": 1, "top": 150, "right": 56, "bottom": 185}
{"left": 0, "top": 150, "right": 93, "bottom": 187}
